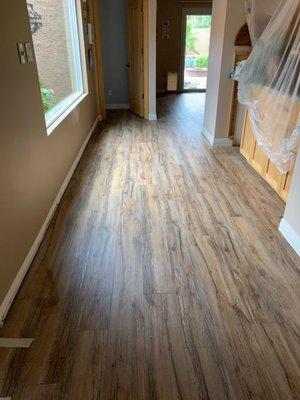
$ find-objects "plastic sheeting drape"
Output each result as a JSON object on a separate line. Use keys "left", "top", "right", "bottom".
{"left": 245, "top": 0, "right": 282, "bottom": 44}
{"left": 238, "top": 0, "right": 300, "bottom": 173}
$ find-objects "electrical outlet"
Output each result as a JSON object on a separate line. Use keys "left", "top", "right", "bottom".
{"left": 108, "top": 90, "right": 113, "bottom": 96}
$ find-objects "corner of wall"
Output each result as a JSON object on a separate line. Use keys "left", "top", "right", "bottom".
{"left": 201, "top": 126, "right": 233, "bottom": 147}
{"left": 279, "top": 218, "right": 300, "bottom": 257}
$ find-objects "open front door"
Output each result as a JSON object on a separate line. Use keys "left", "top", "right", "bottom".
{"left": 128, "top": 0, "right": 144, "bottom": 117}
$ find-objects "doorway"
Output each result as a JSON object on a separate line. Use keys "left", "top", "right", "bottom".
{"left": 95, "top": 0, "right": 150, "bottom": 120}
{"left": 180, "top": 11, "right": 212, "bottom": 92}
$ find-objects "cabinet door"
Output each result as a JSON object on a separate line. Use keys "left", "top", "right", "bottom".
{"left": 264, "top": 160, "right": 282, "bottom": 192}
{"left": 240, "top": 109, "right": 295, "bottom": 203}
{"left": 240, "top": 112, "right": 255, "bottom": 160}
{"left": 251, "top": 141, "right": 268, "bottom": 175}
{"left": 279, "top": 166, "right": 294, "bottom": 202}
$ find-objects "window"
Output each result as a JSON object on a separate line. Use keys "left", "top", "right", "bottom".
{"left": 27, "top": 0, "right": 87, "bottom": 133}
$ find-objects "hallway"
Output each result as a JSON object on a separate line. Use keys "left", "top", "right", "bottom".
{"left": 0, "top": 93, "right": 299, "bottom": 399}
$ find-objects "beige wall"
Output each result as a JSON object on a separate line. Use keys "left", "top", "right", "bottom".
{"left": 156, "top": 0, "right": 212, "bottom": 92}
{"left": 203, "top": 0, "right": 246, "bottom": 141}
{"left": 0, "top": 1, "right": 98, "bottom": 306}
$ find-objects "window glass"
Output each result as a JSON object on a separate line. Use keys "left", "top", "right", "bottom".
{"left": 27, "top": 0, "right": 86, "bottom": 129}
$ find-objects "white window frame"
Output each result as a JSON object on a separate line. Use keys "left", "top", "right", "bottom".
{"left": 43, "top": 0, "right": 88, "bottom": 135}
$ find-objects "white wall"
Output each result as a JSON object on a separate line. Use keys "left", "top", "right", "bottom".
{"left": 202, "top": 0, "right": 227, "bottom": 142}
{"left": 203, "top": 0, "right": 246, "bottom": 144}
{"left": 280, "top": 152, "right": 300, "bottom": 256}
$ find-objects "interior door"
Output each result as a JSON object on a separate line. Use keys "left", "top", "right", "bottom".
{"left": 128, "top": 0, "right": 144, "bottom": 117}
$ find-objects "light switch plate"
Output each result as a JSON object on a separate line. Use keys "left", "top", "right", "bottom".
{"left": 17, "top": 43, "right": 27, "bottom": 64}
{"left": 25, "top": 42, "right": 34, "bottom": 62}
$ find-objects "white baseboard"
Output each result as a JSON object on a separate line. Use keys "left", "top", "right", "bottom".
{"left": 213, "top": 137, "right": 233, "bottom": 147}
{"left": 0, "top": 116, "right": 100, "bottom": 327}
{"left": 279, "top": 218, "right": 300, "bottom": 257}
{"left": 148, "top": 114, "right": 157, "bottom": 121}
{"left": 201, "top": 127, "right": 233, "bottom": 147}
{"left": 201, "top": 126, "right": 214, "bottom": 145}
{"left": 105, "top": 103, "right": 130, "bottom": 110}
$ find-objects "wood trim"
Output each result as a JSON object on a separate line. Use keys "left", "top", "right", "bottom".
{"left": 143, "top": 0, "right": 149, "bottom": 118}
{"left": 235, "top": 23, "right": 251, "bottom": 46}
{"left": 92, "top": 0, "right": 106, "bottom": 120}
{"left": 228, "top": 51, "right": 251, "bottom": 139}
{"left": 128, "top": 0, "right": 145, "bottom": 117}
{"left": 179, "top": 9, "right": 188, "bottom": 92}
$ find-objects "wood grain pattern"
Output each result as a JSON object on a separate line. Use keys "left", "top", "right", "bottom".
{"left": 0, "top": 93, "right": 299, "bottom": 399}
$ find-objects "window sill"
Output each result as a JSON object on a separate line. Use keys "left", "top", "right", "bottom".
{"left": 46, "top": 91, "right": 88, "bottom": 136}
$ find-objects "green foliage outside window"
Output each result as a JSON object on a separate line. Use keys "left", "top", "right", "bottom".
{"left": 190, "top": 15, "right": 212, "bottom": 29}
{"left": 186, "top": 15, "right": 211, "bottom": 54}
{"left": 196, "top": 54, "right": 209, "bottom": 69}
{"left": 40, "top": 81, "right": 54, "bottom": 113}
{"left": 185, "top": 21, "right": 197, "bottom": 53}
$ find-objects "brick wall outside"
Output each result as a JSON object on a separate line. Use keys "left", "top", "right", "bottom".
{"left": 29, "top": 0, "right": 75, "bottom": 105}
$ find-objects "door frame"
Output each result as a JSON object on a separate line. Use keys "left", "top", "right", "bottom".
{"left": 92, "top": 0, "right": 106, "bottom": 120}
{"left": 143, "top": 0, "right": 149, "bottom": 118}
{"left": 92, "top": 0, "right": 150, "bottom": 120}
{"left": 179, "top": 6, "right": 212, "bottom": 93}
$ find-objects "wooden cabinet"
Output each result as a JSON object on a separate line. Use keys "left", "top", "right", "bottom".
{"left": 240, "top": 111, "right": 294, "bottom": 202}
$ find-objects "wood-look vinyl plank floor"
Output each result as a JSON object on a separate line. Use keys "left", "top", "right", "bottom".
{"left": 0, "top": 93, "right": 299, "bottom": 399}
